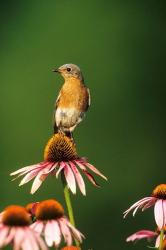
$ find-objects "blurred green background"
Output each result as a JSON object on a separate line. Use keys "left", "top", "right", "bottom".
{"left": 0, "top": 0, "right": 166, "bottom": 249}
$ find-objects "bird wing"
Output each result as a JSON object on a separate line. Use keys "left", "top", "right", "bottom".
{"left": 55, "top": 91, "right": 61, "bottom": 110}
{"left": 85, "top": 87, "right": 91, "bottom": 111}
{"left": 53, "top": 91, "right": 61, "bottom": 133}
{"left": 87, "top": 88, "right": 91, "bottom": 107}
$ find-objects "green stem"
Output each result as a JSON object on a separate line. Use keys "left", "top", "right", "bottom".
{"left": 63, "top": 184, "right": 76, "bottom": 227}
{"left": 62, "top": 175, "right": 79, "bottom": 247}
{"left": 159, "top": 229, "right": 164, "bottom": 250}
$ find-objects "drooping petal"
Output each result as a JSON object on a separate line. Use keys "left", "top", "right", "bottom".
{"left": 50, "top": 220, "right": 61, "bottom": 247}
{"left": 123, "top": 197, "right": 155, "bottom": 218}
{"left": 31, "top": 222, "right": 44, "bottom": 234}
{"left": 44, "top": 221, "right": 54, "bottom": 247}
{"left": 64, "top": 163, "right": 76, "bottom": 194}
{"left": 163, "top": 200, "right": 166, "bottom": 226}
{"left": 31, "top": 172, "right": 48, "bottom": 194}
{"left": 142, "top": 198, "right": 157, "bottom": 211}
{"left": 10, "top": 163, "right": 43, "bottom": 176}
{"left": 126, "top": 230, "right": 157, "bottom": 242}
{"left": 34, "top": 233, "right": 48, "bottom": 250}
{"left": 83, "top": 162, "right": 107, "bottom": 180}
{"left": 83, "top": 170, "right": 100, "bottom": 187}
{"left": 0, "top": 226, "right": 10, "bottom": 247}
{"left": 154, "top": 199, "right": 164, "bottom": 229}
{"left": 66, "top": 219, "right": 84, "bottom": 243}
{"left": 133, "top": 198, "right": 156, "bottom": 216}
{"left": 155, "top": 235, "right": 160, "bottom": 248}
{"left": 69, "top": 161, "right": 86, "bottom": 196}
{"left": 4, "top": 227, "right": 16, "bottom": 245}
{"left": 56, "top": 162, "right": 65, "bottom": 178}
{"left": 24, "top": 229, "right": 39, "bottom": 250}
{"left": 59, "top": 218, "right": 72, "bottom": 246}
{"left": 19, "top": 169, "right": 41, "bottom": 186}
{"left": 13, "top": 228, "right": 26, "bottom": 250}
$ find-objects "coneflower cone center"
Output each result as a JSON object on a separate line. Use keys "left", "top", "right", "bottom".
{"left": 44, "top": 133, "right": 78, "bottom": 162}
{"left": 152, "top": 184, "right": 166, "bottom": 199}
{"left": 2, "top": 205, "right": 31, "bottom": 226}
{"left": 35, "top": 199, "right": 64, "bottom": 221}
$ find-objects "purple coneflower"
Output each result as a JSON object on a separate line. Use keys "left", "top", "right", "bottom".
{"left": 11, "top": 133, "right": 107, "bottom": 195}
{"left": 123, "top": 184, "right": 166, "bottom": 229}
{"left": 0, "top": 205, "right": 47, "bottom": 250}
{"left": 31, "top": 199, "right": 84, "bottom": 248}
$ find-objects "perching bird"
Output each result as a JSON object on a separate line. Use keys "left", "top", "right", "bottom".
{"left": 52, "top": 63, "right": 90, "bottom": 137}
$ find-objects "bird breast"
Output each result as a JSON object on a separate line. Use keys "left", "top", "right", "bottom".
{"left": 55, "top": 107, "right": 83, "bottom": 129}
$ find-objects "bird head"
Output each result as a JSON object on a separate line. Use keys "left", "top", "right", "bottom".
{"left": 52, "top": 63, "right": 83, "bottom": 81}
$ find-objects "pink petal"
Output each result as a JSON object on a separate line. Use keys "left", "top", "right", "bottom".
{"left": 123, "top": 197, "right": 155, "bottom": 218}
{"left": 163, "top": 200, "right": 166, "bottom": 226}
{"left": 31, "top": 222, "right": 44, "bottom": 234}
{"left": 66, "top": 219, "right": 84, "bottom": 243}
{"left": 19, "top": 169, "right": 41, "bottom": 186}
{"left": 83, "top": 162, "right": 107, "bottom": 180}
{"left": 44, "top": 221, "right": 54, "bottom": 247}
{"left": 21, "top": 235, "right": 34, "bottom": 250}
{"left": 22, "top": 229, "right": 39, "bottom": 250}
{"left": 34, "top": 233, "right": 48, "bottom": 250}
{"left": 155, "top": 235, "right": 160, "bottom": 248}
{"left": 83, "top": 170, "right": 100, "bottom": 187}
{"left": 74, "top": 161, "right": 86, "bottom": 171}
{"left": 64, "top": 163, "right": 76, "bottom": 194}
{"left": 126, "top": 230, "right": 157, "bottom": 242}
{"left": 56, "top": 162, "right": 65, "bottom": 178}
{"left": 59, "top": 218, "right": 72, "bottom": 245}
{"left": 69, "top": 161, "right": 86, "bottom": 196}
{"left": 13, "top": 228, "right": 25, "bottom": 250}
{"left": 133, "top": 199, "right": 155, "bottom": 216}
{"left": 50, "top": 221, "right": 61, "bottom": 247}
{"left": 31, "top": 171, "right": 48, "bottom": 194}
{"left": 10, "top": 163, "right": 43, "bottom": 176}
{"left": 154, "top": 199, "right": 164, "bottom": 229}
{"left": 4, "top": 227, "right": 16, "bottom": 245}
{"left": 0, "top": 226, "right": 10, "bottom": 247}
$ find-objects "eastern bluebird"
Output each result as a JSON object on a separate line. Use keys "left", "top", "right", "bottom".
{"left": 52, "top": 63, "right": 90, "bottom": 137}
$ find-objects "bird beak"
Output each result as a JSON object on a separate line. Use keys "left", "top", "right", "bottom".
{"left": 52, "top": 68, "right": 59, "bottom": 73}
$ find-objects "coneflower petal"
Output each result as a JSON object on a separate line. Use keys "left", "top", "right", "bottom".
{"left": 51, "top": 221, "right": 61, "bottom": 247}
{"left": 84, "top": 162, "right": 107, "bottom": 181}
{"left": 154, "top": 199, "right": 164, "bottom": 229}
{"left": 59, "top": 219, "right": 72, "bottom": 246}
{"left": 126, "top": 230, "right": 157, "bottom": 242}
{"left": 44, "top": 221, "right": 54, "bottom": 247}
{"left": 69, "top": 161, "right": 86, "bottom": 196}
{"left": 83, "top": 170, "right": 100, "bottom": 187}
{"left": 13, "top": 228, "right": 25, "bottom": 250}
{"left": 31, "top": 172, "right": 47, "bottom": 194}
{"left": 64, "top": 164, "right": 76, "bottom": 194}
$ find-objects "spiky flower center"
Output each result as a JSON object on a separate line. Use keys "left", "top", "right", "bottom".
{"left": 61, "top": 247, "right": 81, "bottom": 250}
{"left": 44, "top": 133, "right": 78, "bottom": 162}
{"left": 35, "top": 199, "right": 64, "bottom": 221}
{"left": 152, "top": 184, "right": 166, "bottom": 199}
{"left": 2, "top": 205, "right": 31, "bottom": 226}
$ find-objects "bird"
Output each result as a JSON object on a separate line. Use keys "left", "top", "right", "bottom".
{"left": 52, "top": 63, "right": 90, "bottom": 138}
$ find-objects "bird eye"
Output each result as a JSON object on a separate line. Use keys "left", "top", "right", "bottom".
{"left": 67, "top": 67, "right": 71, "bottom": 72}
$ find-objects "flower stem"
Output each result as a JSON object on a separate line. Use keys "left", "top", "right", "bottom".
{"left": 159, "top": 229, "right": 164, "bottom": 250}
{"left": 62, "top": 175, "right": 79, "bottom": 247}
{"left": 63, "top": 184, "right": 76, "bottom": 227}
